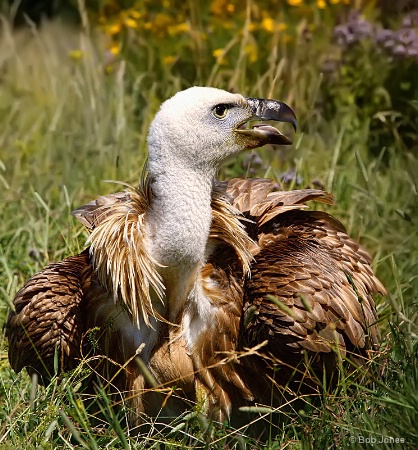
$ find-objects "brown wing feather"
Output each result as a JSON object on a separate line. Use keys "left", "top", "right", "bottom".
{"left": 194, "top": 244, "right": 253, "bottom": 421}
{"left": 217, "top": 178, "right": 334, "bottom": 217}
{"left": 199, "top": 179, "right": 385, "bottom": 418}
{"left": 5, "top": 250, "right": 92, "bottom": 382}
{"left": 71, "top": 191, "right": 132, "bottom": 231}
{"left": 71, "top": 175, "right": 152, "bottom": 232}
{"left": 237, "top": 183, "right": 385, "bottom": 397}
{"left": 243, "top": 209, "right": 383, "bottom": 355}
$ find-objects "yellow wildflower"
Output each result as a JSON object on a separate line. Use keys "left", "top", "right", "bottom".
{"left": 213, "top": 48, "right": 227, "bottom": 64}
{"left": 125, "top": 18, "right": 138, "bottom": 29}
{"left": 168, "top": 22, "right": 190, "bottom": 35}
{"left": 244, "top": 44, "right": 258, "bottom": 63}
{"left": 317, "top": 0, "right": 326, "bottom": 8}
{"left": 262, "top": 17, "right": 275, "bottom": 33}
{"left": 227, "top": 3, "right": 235, "bottom": 13}
{"left": 261, "top": 18, "right": 287, "bottom": 33}
{"left": 213, "top": 48, "right": 224, "bottom": 58}
{"left": 68, "top": 49, "right": 83, "bottom": 61}
{"left": 152, "top": 13, "right": 174, "bottom": 36}
{"left": 211, "top": 0, "right": 229, "bottom": 16}
{"left": 129, "top": 9, "right": 142, "bottom": 19}
{"left": 106, "top": 23, "right": 121, "bottom": 36}
{"left": 109, "top": 43, "right": 121, "bottom": 55}
{"left": 287, "top": 0, "right": 303, "bottom": 6}
{"left": 163, "top": 55, "right": 176, "bottom": 65}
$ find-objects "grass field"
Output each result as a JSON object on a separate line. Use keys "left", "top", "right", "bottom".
{"left": 0, "top": 4, "right": 417, "bottom": 449}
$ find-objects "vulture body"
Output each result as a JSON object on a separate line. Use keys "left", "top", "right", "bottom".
{"left": 6, "top": 87, "right": 384, "bottom": 430}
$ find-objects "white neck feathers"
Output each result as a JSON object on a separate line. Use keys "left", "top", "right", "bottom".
{"left": 145, "top": 161, "right": 216, "bottom": 322}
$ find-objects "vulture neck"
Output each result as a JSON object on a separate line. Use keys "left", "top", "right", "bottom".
{"left": 146, "top": 161, "right": 216, "bottom": 322}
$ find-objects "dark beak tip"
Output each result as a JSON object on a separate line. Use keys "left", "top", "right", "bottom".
{"left": 282, "top": 135, "right": 293, "bottom": 145}
{"left": 274, "top": 102, "right": 298, "bottom": 132}
{"left": 271, "top": 133, "right": 293, "bottom": 146}
{"left": 289, "top": 116, "right": 297, "bottom": 132}
{"left": 245, "top": 96, "right": 297, "bottom": 131}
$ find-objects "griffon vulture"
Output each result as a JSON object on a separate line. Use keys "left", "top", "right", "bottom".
{"left": 6, "top": 87, "right": 384, "bottom": 429}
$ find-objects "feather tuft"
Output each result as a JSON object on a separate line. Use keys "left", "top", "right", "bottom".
{"left": 87, "top": 175, "right": 165, "bottom": 327}
{"left": 210, "top": 184, "right": 254, "bottom": 276}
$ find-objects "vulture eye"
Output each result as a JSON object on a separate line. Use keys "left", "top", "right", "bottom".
{"left": 212, "top": 104, "right": 229, "bottom": 119}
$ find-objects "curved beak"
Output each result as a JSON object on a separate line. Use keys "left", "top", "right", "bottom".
{"left": 235, "top": 97, "right": 297, "bottom": 147}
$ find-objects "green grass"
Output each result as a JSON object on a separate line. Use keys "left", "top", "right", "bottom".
{"left": 0, "top": 10, "right": 417, "bottom": 450}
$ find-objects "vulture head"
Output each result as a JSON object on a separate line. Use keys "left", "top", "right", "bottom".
{"left": 147, "top": 87, "right": 297, "bottom": 173}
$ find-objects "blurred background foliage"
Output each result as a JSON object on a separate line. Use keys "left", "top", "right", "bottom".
{"left": 3, "top": 0, "right": 417, "bottom": 160}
